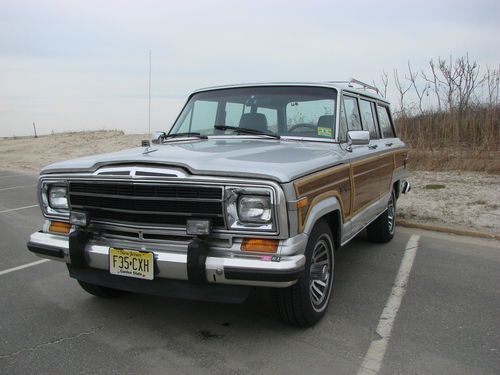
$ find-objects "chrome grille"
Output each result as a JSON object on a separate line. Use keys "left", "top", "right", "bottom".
{"left": 68, "top": 181, "right": 225, "bottom": 228}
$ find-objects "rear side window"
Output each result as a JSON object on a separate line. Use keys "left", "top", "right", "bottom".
{"left": 343, "top": 96, "right": 361, "bottom": 131}
{"left": 359, "top": 99, "right": 379, "bottom": 139}
{"left": 377, "top": 105, "right": 395, "bottom": 138}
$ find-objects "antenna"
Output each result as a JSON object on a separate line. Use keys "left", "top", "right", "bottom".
{"left": 142, "top": 50, "right": 158, "bottom": 153}
{"left": 148, "top": 49, "right": 152, "bottom": 144}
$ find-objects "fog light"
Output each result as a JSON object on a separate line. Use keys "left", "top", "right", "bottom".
{"left": 70, "top": 211, "right": 89, "bottom": 226}
{"left": 186, "top": 219, "right": 212, "bottom": 236}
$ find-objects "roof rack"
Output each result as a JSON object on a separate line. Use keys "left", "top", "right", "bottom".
{"left": 328, "top": 78, "right": 380, "bottom": 95}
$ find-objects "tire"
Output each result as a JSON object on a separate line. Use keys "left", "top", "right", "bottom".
{"left": 77, "top": 280, "right": 125, "bottom": 298}
{"left": 275, "top": 220, "right": 335, "bottom": 327}
{"left": 366, "top": 190, "right": 396, "bottom": 243}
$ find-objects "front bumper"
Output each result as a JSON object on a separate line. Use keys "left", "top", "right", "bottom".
{"left": 27, "top": 231, "right": 307, "bottom": 290}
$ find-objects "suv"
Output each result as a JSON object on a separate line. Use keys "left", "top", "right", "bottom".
{"left": 28, "top": 80, "right": 410, "bottom": 327}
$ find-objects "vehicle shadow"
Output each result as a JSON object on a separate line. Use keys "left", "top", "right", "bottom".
{"left": 78, "top": 230, "right": 408, "bottom": 333}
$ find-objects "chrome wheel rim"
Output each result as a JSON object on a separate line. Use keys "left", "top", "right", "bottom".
{"left": 388, "top": 195, "right": 395, "bottom": 234}
{"left": 309, "top": 234, "right": 334, "bottom": 312}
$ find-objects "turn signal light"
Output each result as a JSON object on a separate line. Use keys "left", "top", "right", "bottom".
{"left": 296, "top": 197, "right": 309, "bottom": 209}
{"left": 48, "top": 221, "right": 71, "bottom": 234}
{"left": 241, "top": 238, "right": 279, "bottom": 253}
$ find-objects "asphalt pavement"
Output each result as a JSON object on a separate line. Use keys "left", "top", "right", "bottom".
{"left": 0, "top": 170, "right": 498, "bottom": 375}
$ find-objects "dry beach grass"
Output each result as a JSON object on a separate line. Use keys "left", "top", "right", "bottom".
{"left": 0, "top": 130, "right": 498, "bottom": 235}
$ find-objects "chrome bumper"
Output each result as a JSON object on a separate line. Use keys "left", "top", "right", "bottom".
{"left": 27, "top": 231, "right": 307, "bottom": 288}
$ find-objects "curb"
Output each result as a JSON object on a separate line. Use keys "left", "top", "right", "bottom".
{"left": 397, "top": 219, "right": 500, "bottom": 241}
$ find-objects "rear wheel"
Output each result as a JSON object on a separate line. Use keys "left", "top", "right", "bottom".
{"left": 366, "top": 190, "right": 396, "bottom": 243}
{"left": 77, "top": 280, "right": 125, "bottom": 298}
{"left": 275, "top": 220, "right": 335, "bottom": 327}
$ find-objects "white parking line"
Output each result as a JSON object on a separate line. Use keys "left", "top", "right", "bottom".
{"left": 0, "top": 259, "right": 50, "bottom": 276}
{"left": 0, "top": 184, "right": 35, "bottom": 192}
{"left": 0, "top": 204, "right": 38, "bottom": 214}
{"left": 357, "top": 234, "right": 420, "bottom": 375}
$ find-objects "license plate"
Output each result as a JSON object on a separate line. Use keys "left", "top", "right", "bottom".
{"left": 109, "top": 248, "right": 154, "bottom": 280}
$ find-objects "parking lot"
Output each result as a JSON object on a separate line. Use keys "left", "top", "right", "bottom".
{"left": 0, "top": 169, "right": 498, "bottom": 375}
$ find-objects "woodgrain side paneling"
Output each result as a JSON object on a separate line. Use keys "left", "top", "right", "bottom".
{"left": 293, "top": 149, "right": 407, "bottom": 233}
{"left": 294, "top": 165, "right": 351, "bottom": 232}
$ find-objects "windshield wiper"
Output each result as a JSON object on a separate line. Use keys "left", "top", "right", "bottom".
{"left": 214, "top": 125, "right": 280, "bottom": 139}
{"left": 164, "top": 132, "right": 208, "bottom": 140}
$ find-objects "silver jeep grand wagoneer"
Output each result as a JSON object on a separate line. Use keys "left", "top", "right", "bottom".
{"left": 28, "top": 80, "right": 410, "bottom": 326}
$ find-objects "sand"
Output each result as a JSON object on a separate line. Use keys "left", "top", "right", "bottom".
{"left": 1, "top": 131, "right": 498, "bottom": 235}
{"left": 397, "top": 171, "right": 499, "bottom": 235}
{"left": 0, "top": 131, "right": 145, "bottom": 172}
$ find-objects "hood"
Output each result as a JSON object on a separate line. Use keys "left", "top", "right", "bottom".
{"left": 41, "top": 138, "right": 346, "bottom": 183}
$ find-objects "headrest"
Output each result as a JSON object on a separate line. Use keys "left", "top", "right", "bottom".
{"left": 239, "top": 113, "right": 268, "bottom": 132}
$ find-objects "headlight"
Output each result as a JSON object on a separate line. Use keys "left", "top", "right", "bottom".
{"left": 48, "top": 185, "right": 68, "bottom": 209}
{"left": 238, "top": 195, "right": 272, "bottom": 223}
{"left": 225, "top": 187, "right": 276, "bottom": 231}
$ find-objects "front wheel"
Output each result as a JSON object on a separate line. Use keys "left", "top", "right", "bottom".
{"left": 275, "top": 220, "right": 335, "bottom": 327}
{"left": 366, "top": 191, "right": 396, "bottom": 243}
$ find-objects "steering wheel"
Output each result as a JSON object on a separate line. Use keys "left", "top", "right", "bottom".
{"left": 288, "top": 123, "right": 317, "bottom": 133}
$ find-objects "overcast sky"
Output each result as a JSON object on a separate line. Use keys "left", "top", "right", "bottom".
{"left": 1, "top": 0, "right": 499, "bottom": 137}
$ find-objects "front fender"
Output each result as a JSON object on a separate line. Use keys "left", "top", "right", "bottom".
{"left": 302, "top": 196, "right": 346, "bottom": 236}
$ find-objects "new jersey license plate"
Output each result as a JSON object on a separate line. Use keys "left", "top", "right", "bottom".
{"left": 109, "top": 248, "right": 154, "bottom": 280}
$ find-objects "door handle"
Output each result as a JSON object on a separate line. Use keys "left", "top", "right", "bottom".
{"left": 368, "top": 144, "right": 378, "bottom": 150}
{"left": 385, "top": 142, "right": 393, "bottom": 147}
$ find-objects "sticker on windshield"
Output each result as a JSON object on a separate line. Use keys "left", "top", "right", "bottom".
{"left": 317, "top": 127, "right": 332, "bottom": 137}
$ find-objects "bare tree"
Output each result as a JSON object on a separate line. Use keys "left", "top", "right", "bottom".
{"left": 393, "top": 69, "right": 412, "bottom": 115}
{"left": 372, "top": 71, "right": 389, "bottom": 98}
{"left": 485, "top": 64, "right": 500, "bottom": 106}
{"left": 406, "top": 61, "right": 428, "bottom": 114}
{"left": 453, "top": 54, "right": 483, "bottom": 111}
{"left": 437, "top": 56, "right": 461, "bottom": 111}
{"left": 380, "top": 70, "right": 389, "bottom": 98}
{"left": 422, "top": 59, "right": 443, "bottom": 111}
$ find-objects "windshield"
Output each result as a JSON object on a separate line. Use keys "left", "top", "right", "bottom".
{"left": 169, "top": 86, "right": 337, "bottom": 140}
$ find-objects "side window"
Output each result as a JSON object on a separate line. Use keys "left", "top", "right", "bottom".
{"left": 342, "top": 96, "right": 362, "bottom": 131}
{"left": 377, "top": 105, "right": 396, "bottom": 138}
{"left": 359, "top": 99, "right": 379, "bottom": 139}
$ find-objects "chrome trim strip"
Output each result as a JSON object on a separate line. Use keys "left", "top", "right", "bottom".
{"left": 70, "top": 205, "right": 224, "bottom": 218}
{"left": 69, "top": 191, "right": 223, "bottom": 202}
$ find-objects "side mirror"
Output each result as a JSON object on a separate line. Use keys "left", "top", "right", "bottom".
{"left": 152, "top": 131, "right": 166, "bottom": 144}
{"left": 346, "top": 130, "right": 370, "bottom": 151}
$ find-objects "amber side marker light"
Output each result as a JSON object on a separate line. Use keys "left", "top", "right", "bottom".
{"left": 241, "top": 238, "right": 279, "bottom": 253}
{"left": 48, "top": 221, "right": 71, "bottom": 234}
{"left": 296, "top": 197, "right": 309, "bottom": 209}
